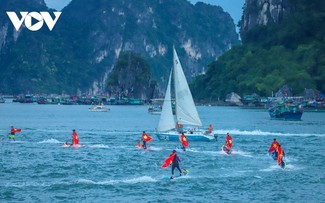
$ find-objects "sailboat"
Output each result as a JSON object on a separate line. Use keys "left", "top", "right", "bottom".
{"left": 156, "top": 47, "right": 215, "bottom": 141}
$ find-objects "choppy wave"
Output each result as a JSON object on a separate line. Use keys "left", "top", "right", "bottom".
{"left": 88, "top": 144, "right": 110, "bottom": 149}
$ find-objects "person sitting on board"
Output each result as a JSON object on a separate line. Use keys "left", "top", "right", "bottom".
{"left": 180, "top": 133, "right": 188, "bottom": 151}
{"left": 277, "top": 144, "right": 285, "bottom": 166}
{"left": 225, "top": 133, "right": 233, "bottom": 152}
{"left": 9, "top": 126, "right": 21, "bottom": 141}
{"left": 72, "top": 129, "right": 79, "bottom": 145}
{"left": 176, "top": 122, "right": 183, "bottom": 133}
{"left": 268, "top": 138, "right": 280, "bottom": 158}
{"left": 141, "top": 131, "right": 152, "bottom": 149}
{"left": 170, "top": 150, "right": 182, "bottom": 179}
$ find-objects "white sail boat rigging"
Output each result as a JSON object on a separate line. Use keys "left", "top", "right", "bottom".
{"left": 156, "top": 47, "right": 215, "bottom": 141}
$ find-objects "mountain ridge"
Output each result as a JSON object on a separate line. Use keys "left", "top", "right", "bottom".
{"left": 0, "top": 0, "right": 239, "bottom": 97}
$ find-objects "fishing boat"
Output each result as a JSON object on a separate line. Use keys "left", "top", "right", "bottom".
{"left": 156, "top": 47, "right": 215, "bottom": 141}
{"left": 268, "top": 102, "right": 303, "bottom": 120}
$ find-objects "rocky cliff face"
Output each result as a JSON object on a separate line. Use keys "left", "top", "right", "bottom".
{"left": 0, "top": 0, "right": 239, "bottom": 96}
{"left": 240, "top": 0, "right": 292, "bottom": 39}
{"left": 106, "top": 51, "right": 156, "bottom": 99}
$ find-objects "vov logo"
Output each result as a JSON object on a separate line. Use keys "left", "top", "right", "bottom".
{"left": 7, "top": 12, "right": 62, "bottom": 31}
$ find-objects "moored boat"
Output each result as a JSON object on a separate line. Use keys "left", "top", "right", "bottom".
{"left": 268, "top": 103, "right": 303, "bottom": 120}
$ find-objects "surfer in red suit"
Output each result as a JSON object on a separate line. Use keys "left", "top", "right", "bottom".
{"left": 268, "top": 138, "right": 280, "bottom": 159}
{"left": 277, "top": 144, "right": 285, "bottom": 165}
{"left": 141, "top": 131, "right": 152, "bottom": 149}
{"left": 9, "top": 126, "right": 21, "bottom": 141}
{"left": 72, "top": 129, "right": 79, "bottom": 145}
{"left": 225, "top": 133, "right": 232, "bottom": 151}
{"left": 180, "top": 133, "right": 188, "bottom": 151}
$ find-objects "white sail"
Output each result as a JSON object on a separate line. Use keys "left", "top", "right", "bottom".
{"left": 157, "top": 70, "right": 175, "bottom": 132}
{"left": 173, "top": 48, "right": 202, "bottom": 126}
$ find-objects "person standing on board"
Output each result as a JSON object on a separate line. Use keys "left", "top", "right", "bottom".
{"left": 141, "top": 131, "right": 153, "bottom": 149}
{"left": 72, "top": 129, "right": 79, "bottom": 145}
{"left": 170, "top": 150, "right": 182, "bottom": 179}
{"left": 277, "top": 144, "right": 285, "bottom": 166}
{"left": 9, "top": 126, "right": 21, "bottom": 141}
{"left": 268, "top": 138, "right": 280, "bottom": 159}
{"left": 225, "top": 133, "right": 233, "bottom": 151}
{"left": 180, "top": 133, "right": 189, "bottom": 151}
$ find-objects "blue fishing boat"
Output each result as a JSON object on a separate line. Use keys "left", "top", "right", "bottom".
{"left": 268, "top": 103, "right": 303, "bottom": 120}
{"left": 156, "top": 48, "right": 215, "bottom": 141}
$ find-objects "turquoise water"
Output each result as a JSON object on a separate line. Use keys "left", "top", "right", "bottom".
{"left": 1, "top": 102, "right": 325, "bottom": 202}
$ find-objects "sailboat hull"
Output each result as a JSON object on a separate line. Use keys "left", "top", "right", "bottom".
{"left": 156, "top": 131, "right": 215, "bottom": 142}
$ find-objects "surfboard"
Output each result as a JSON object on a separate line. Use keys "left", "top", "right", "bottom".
{"left": 63, "top": 143, "right": 85, "bottom": 148}
{"left": 166, "top": 169, "right": 189, "bottom": 180}
{"left": 222, "top": 145, "right": 232, "bottom": 155}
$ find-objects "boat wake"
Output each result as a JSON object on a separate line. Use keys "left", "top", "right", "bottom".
{"left": 76, "top": 176, "right": 158, "bottom": 185}
{"left": 232, "top": 150, "right": 253, "bottom": 157}
{"left": 214, "top": 129, "right": 325, "bottom": 137}
{"left": 260, "top": 163, "right": 303, "bottom": 172}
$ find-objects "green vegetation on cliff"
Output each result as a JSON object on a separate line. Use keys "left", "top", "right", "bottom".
{"left": 191, "top": 0, "right": 325, "bottom": 101}
{"left": 106, "top": 51, "right": 156, "bottom": 99}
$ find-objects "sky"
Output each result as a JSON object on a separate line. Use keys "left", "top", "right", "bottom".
{"left": 45, "top": 0, "right": 245, "bottom": 25}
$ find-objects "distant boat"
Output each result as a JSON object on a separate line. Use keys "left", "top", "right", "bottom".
{"left": 148, "top": 102, "right": 162, "bottom": 115}
{"left": 268, "top": 103, "right": 303, "bottom": 120}
{"left": 0, "top": 97, "right": 5, "bottom": 103}
{"left": 148, "top": 99, "right": 177, "bottom": 115}
{"left": 89, "top": 105, "right": 109, "bottom": 112}
{"left": 156, "top": 47, "right": 215, "bottom": 141}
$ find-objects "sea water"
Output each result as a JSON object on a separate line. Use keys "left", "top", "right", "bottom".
{"left": 0, "top": 102, "right": 324, "bottom": 202}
